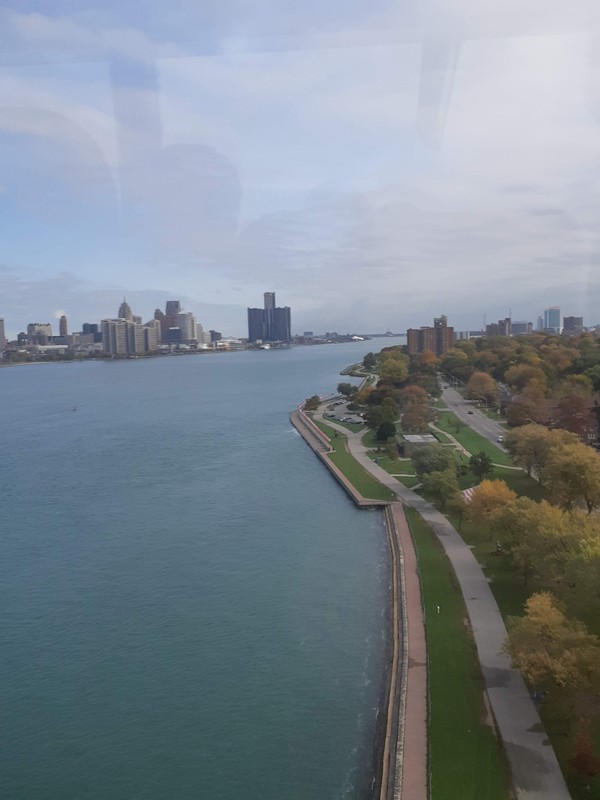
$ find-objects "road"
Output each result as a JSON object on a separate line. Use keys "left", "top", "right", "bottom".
{"left": 441, "top": 385, "right": 506, "bottom": 444}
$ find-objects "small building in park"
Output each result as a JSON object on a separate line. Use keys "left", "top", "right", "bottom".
{"left": 399, "top": 433, "right": 438, "bottom": 456}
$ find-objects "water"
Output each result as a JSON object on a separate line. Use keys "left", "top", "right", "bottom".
{"left": 0, "top": 340, "right": 399, "bottom": 800}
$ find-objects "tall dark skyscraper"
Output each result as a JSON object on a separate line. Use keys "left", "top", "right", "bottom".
{"left": 59, "top": 315, "right": 68, "bottom": 337}
{"left": 247, "top": 292, "right": 292, "bottom": 342}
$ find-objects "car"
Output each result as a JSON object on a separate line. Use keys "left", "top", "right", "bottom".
{"left": 467, "top": 410, "right": 473, "bottom": 414}
{"left": 497, "top": 435, "right": 504, "bottom": 443}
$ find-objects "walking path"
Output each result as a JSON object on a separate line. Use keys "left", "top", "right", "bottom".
{"left": 313, "top": 408, "right": 572, "bottom": 800}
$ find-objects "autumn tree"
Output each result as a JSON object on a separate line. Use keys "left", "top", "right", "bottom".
{"left": 421, "top": 470, "right": 460, "bottom": 510}
{"left": 542, "top": 443, "right": 600, "bottom": 513}
{"left": 505, "top": 592, "right": 600, "bottom": 691}
{"left": 504, "top": 424, "right": 578, "bottom": 479}
{"left": 469, "top": 451, "right": 493, "bottom": 481}
{"left": 465, "top": 479, "right": 517, "bottom": 526}
{"left": 556, "top": 393, "right": 593, "bottom": 439}
{"left": 504, "top": 364, "right": 547, "bottom": 392}
{"left": 466, "top": 371, "right": 497, "bottom": 404}
{"left": 304, "top": 395, "right": 320, "bottom": 411}
{"left": 401, "top": 405, "right": 429, "bottom": 433}
{"left": 569, "top": 719, "right": 600, "bottom": 790}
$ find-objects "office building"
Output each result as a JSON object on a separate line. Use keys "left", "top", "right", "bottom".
{"left": 247, "top": 292, "right": 292, "bottom": 342}
{"left": 543, "top": 306, "right": 561, "bottom": 333}
{"left": 563, "top": 316, "right": 583, "bottom": 335}
{"left": 27, "top": 323, "right": 53, "bottom": 345}
{"left": 0, "top": 318, "right": 6, "bottom": 349}
{"left": 176, "top": 312, "right": 197, "bottom": 342}
{"left": 511, "top": 321, "right": 533, "bottom": 336}
{"left": 408, "top": 315, "right": 454, "bottom": 356}
{"left": 209, "top": 330, "right": 222, "bottom": 342}
{"left": 59, "top": 315, "right": 68, "bottom": 337}
{"left": 118, "top": 299, "right": 133, "bottom": 321}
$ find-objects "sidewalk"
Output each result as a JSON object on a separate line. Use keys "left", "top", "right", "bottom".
{"left": 314, "top": 409, "right": 572, "bottom": 800}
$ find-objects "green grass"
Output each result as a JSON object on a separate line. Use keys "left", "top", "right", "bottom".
{"left": 436, "top": 411, "right": 513, "bottom": 466}
{"left": 322, "top": 415, "right": 364, "bottom": 432}
{"left": 313, "top": 421, "right": 395, "bottom": 501}
{"left": 397, "top": 475, "right": 420, "bottom": 488}
{"left": 405, "top": 508, "right": 511, "bottom": 800}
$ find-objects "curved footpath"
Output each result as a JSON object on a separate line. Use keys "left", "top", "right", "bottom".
{"left": 312, "top": 408, "right": 571, "bottom": 800}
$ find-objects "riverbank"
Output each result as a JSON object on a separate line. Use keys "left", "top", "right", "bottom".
{"left": 291, "top": 403, "right": 427, "bottom": 800}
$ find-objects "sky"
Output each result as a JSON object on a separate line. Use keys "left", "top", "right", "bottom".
{"left": 1, "top": 1, "right": 600, "bottom": 337}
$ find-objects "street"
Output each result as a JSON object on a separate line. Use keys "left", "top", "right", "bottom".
{"left": 441, "top": 385, "right": 506, "bottom": 445}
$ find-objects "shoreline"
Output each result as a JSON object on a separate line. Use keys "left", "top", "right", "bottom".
{"left": 290, "top": 404, "right": 427, "bottom": 800}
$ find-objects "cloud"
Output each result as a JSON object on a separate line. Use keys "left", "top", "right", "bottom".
{"left": 0, "top": 3, "right": 600, "bottom": 332}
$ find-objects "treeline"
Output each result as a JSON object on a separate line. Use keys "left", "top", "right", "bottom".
{"left": 440, "top": 332, "right": 600, "bottom": 430}
{"left": 339, "top": 346, "right": 442, "bottom": 440}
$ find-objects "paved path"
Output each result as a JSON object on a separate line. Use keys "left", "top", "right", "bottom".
{"left": 314, "top": 407, "right": 572, "bottom": 800}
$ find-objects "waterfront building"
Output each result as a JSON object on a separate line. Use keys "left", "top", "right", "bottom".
{"left": 247, "top": 292, "right": 292, "bottom": 343}
{"left": 27, "top": 323, "right": 53, "bottom": 345}
{"left": 101, "top": 319, "right": 128, "bottom": 355}
{"left": 0, "top": 318, "right": 6, "bottom": 349}
{"left": 407, "top": 315, "right": 453, "bottom": 356}
{"left": 209, "top": 330, "right": 222, "bottom": 342}
{"left": 59, "top": 315, "right": 68, "bottom": 337}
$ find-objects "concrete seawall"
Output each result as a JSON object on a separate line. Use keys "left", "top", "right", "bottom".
{"left": 290, "top": 409, "right": 388, "bottom": 509}
{"left": 290, "top": 407, "right": 427, "bottom": 800}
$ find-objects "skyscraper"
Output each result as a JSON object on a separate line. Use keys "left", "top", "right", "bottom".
{"left": 59, "top": 315, "right": 68, "bottom": 337}
{"left": 118, "top": 299, "right": 133, "bottom": 321}
{"left": 543, "top": 306, "right": 561, "bottom": 333}
{"left": 247, "top": 292, "right": 292, "bottom": 342}
{"left": 0, "top": 318, "right": 6, "bottom": 350}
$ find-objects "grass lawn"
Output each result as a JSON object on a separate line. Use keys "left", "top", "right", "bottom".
{"left": 322, "top": 415, "right": 364, "bottom": 432}
{"left": 366, "top": 452, "right": 413, "bottom": 475}
{"left": 436, "top": 411, "right": 513, "bottom": 466}
{"left": 405, "top": 508, "right": 511, "bottom": 800}
{"left": 313, "top": 420, "right": 395, "bottom": 501}
{"left": 397, "top": 475, "right": 420, "bottom": 488}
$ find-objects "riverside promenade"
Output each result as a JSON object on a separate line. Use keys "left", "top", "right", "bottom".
{"left": 311, "top": 407, "right": 572, "bottom": 800}
{"left": 291, "top": 407, "right": 427, "bottom": 800}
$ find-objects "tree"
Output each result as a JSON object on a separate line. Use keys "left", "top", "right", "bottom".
{"left": 337, "top": 382, "right": 357, "bottom": 398}
{"left": 505, "top": 592, "right": 600, "bottom": 691}
{"left": 569, "top": 719, "right": 600, "bottom": 790}
{"left": 447, "top": 491, "right": 468, "bottom": 530}
{"left": 379, "top": 358, "right": 408, "bottom": 386}
{"left": 411, "top": 445, "right": 455, "bottom": 477}
{"left": 542, "top": 443, "right": 600, "bottom": 513}
{"left": 504, "top": 364, "right": 547, "bottom": 392}
{"left": 465, "top": 479, "right": 517, "bottom": 526}
{"left": 556, "top": 393, "right": 593, "bottom": 439}
{"left": 363, "top": 352, "right": 377, "bottom": 370}
{"left": 469, "top": 451, "right": 493, "bottom": 481}
{"left": 376, "top": 421, "right": 396, "bottom": 441}
{"left": 304, "top": 395, "right": 320, "bottom": 411}
{"left": 421, "top": 469, "right": 460, "bottom": 510}
{"left": 365, "top": 397, "right": 398, "bottom": 430}
{"left": 466, "top": 371, "right": 497, "bottom": 404}
{"left": 504, "top": 425, "right": 578, "bottom": 479}
{"left": 401, "top": 404, "right": 429, "bottom": 433}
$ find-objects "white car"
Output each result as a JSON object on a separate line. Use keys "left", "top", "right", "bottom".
{"left": 497, "top": 435, "right": 504, "bottom": 443}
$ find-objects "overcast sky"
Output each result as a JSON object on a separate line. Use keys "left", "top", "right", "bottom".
{"left": 1, "top": 1, "right": 599, "bottom": 337}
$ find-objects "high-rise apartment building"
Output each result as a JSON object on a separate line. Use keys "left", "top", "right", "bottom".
{"left": 407, "top": 315, "right": 454, "bottom": 356}
{"left": 247, "top": 292, "right": 292, "bottom": 342}
{"left": 485, "top": 318, "right": 512, "bottom": 337}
